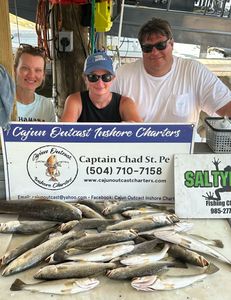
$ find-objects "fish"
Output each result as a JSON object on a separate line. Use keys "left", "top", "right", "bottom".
{"left": 106, "top": 260, "right": 181, "bottom": 280}
{"left": 102, "top": 201, "right": 174, "bottom": 216}
{"left": 2, "top": 229, "right": 84, "bottom": 276}
{"left": 139, "top": 221, "right": 193, "bottom": 236}
{"left": 129, "top": 239, "right": 160, "bottom": 254}
{"left": 154, "top": 231, "right": 231, "bottom": 265}
{"left": 120, "top": 243, "right": 169, "bottom": 266}
{"left": 105, "top": 214, "right": 179, "bottom": 232}
{"left": 58, "top": 220, "right": 80, "bottom": 233}
{"left": 77, "top": 218, "right": 119, "bottom": 232}
{"left": 34, "top": 261, "right": 116, "bottom": 280}
{"left": 0, "top": 220, "right": 59, "bottom": 234}
{"left": 73, "top": 203, "right": 105, "bottom": 219}
{"left": 76, "top": 199, "right": 105, "bottom": 215}
{"left": 0, "top": 228, "right": 54, "bottom": 267}
{"left": 10, "top": 277, "right": 99, "bottom": 294}
{"left": 0, "top": 199, "right": 82, "bottom": 222}
{"left": 131, "top": 263, "right": 219, "bottom": 291}
{"left": 168, "top": 244, "right": 209, "bottom": 267}
{"left": 122, "top": 207, "right": 174, "bottom": 218}
{"left": 48, "top": 241, "right": 135, "bottom": 263}
{"left": 66, "top": 229, "right": 138, "bottom": 250}
{"left": 188, "top": 233, "right": 223, "bottom": 248}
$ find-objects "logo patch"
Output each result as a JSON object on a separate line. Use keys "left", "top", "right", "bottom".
{"left": 27, "top": 145, "right": 78, "bottom": 190}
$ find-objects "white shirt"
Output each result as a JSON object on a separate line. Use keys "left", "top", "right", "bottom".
{"left": 17, "top": 93, "right": 56, "bottom": 122}
{"left": 111, "top": 56, "right": 231, "bottom": 125}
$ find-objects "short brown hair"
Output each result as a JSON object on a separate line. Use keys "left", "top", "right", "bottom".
{"left": 14, "top": 44, "right": 47, "bottom": 70}
{"left": 138, "top": 18, "right": 173, "bottom": 45}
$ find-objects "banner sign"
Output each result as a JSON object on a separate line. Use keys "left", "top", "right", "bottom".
{"left": 1, "top": 122, "right": 194, "bottom": 202}
{"left": 175, "top": 154, "right": 231, "bottom": 218}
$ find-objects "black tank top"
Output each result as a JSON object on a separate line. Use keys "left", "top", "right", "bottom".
{"left": 78, "top": 91, "right": 122, "bottom": 122}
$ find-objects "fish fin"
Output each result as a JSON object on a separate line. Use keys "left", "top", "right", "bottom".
{"left": 205, "top": 263, "right": 219, "bottom": 275}
{"left": 51, "top": 250, "right": 67, "bottom": 263}
{"left": 161, "top": 257, "right": 188, "bottom": 269}
{"left": 212, "top": 240, "right": 224, "bottom": 248}
{"left": 70, "top": 228, "right": 86, "bottom": 238}
{"left": 170, "top": 260, "right": 188, "bottom": 269}
{"left": 10, "top": 278, "right": 25, "bottom": 291}
{"left": 97, "top": 225, "right": 107, "bottom": 232}
{"left": 157, "top": 268, "right": 170, "bottom": 276}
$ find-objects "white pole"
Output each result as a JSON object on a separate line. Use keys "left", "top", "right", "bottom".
{"left": 118, "top": 0, "right": 125, "bottom": 49}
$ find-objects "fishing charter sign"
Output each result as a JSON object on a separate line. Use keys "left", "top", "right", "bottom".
{"left": 1, "top": 122, "right": 194, "bottom": 202}
{"left": 175, "top": 154, "right": 231, "bottom": 218}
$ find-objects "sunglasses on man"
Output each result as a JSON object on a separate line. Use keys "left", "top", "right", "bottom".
{"left": 87, "top": 73, "right": 114, "bottom": 83}
{"left": 141, "top": 39, "right": 170, "bottom": 53}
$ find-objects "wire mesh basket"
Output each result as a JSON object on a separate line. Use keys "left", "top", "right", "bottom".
{"left": 205, "top": 117, "right": 231, "bottom": 153}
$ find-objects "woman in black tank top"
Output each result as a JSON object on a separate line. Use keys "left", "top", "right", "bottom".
{"left": 61, "top": 51, "right": 142, "bottom": 123}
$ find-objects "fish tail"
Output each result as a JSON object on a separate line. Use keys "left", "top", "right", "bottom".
{"left": 205, "top": 263, "right": 219, "bottom": 275}
{"left": 212, "top": 240, "right": 224, "bottom": 248}
{"left": 10, "top": 278, "right": 25, "bottom": 291}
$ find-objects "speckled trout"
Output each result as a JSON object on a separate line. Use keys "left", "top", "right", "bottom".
{"left": 0, "top": 228, "right": 54, "bottom": 266}
{"left": 105, "top": 214, "right": 179, "bottom": 232}
{"left": 120, "top": 243, "right": 170, "bottom": 266}
{"left": 66, "top": 229, "right": 138, "bottom": 250}
{"left": 131, "top": 263, "right": 219, "bottom": 291}
{"left": 0, "top": 220, "right": 59, "bottom": 234}
{"left": 106, "top": 261, "right": 182, "bottom": 280}
{"left": 0, "top": 199, "right": 82, "bottom": 222}
{"left": 102, "top": 201, "right": 174, "bottom": 216}
{"left": 34, "top": 261, "right": 116, "bottom": 280}
{"left": 2, "top": 230, "right": 83, "bottom": 276}
{"left": 154, "top": 231, "right": 231, "bottom": 265}
{"left": 10, "top": 277, "right": 99, "bottom": 294}
{"left": 48, "top": 241, "right": 135, "bottom": 263}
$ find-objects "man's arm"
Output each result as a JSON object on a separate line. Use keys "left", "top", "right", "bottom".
{"left": 119, "top": 96, "right": 143, "bottom": 122}
{"left": 216, "top": 101, "right": 231, "bottom": 117}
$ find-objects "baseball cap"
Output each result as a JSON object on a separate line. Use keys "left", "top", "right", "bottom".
{"left": 83, "top": 51, "right": 115, "bottom": 75}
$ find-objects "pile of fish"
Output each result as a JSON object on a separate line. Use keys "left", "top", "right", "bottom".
{"left": 0, "top": 198, "right": 230, "bottom": 295}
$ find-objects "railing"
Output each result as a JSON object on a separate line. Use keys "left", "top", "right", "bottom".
{"left": 124, "top": 0, "right": 231, "bottom": 18}
{"left": 194, "top": 0, "right": 231, "bottom": 17}
{"left": 110, "top": 0, "right": 231, "bottom": 50}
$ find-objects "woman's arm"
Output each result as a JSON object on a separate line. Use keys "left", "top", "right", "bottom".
{"left": 60, "top": 92, "right": 82, "bottom": 122}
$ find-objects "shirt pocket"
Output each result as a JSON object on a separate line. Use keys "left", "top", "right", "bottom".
{"left": 173, "top": 93, "right": 191, "bottom": 117}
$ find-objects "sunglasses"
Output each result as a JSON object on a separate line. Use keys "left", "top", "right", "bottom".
{"left": 19, "top": 43, "right": 46, "bottom": 56}
{"left": 141, "top": 39, "right": 170, "bottom": 53}
{"left": 87, "top": 73, "right": 113, "bottom": 83}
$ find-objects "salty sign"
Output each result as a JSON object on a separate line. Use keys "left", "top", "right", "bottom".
{"left": 175, "top": 154, "right": 231, "bottom": 218}
{"left": 1, "top": 122, "right": 194, "bottom": 202}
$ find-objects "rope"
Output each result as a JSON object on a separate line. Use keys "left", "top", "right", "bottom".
{"left": 13, "top": 0, "right": 21, "bottom": 45}
{"left": 36, "top": 0, "right": 62, "bottom": 60}
{"left": 90, "top": 0, "right": 95, "bottom": 53}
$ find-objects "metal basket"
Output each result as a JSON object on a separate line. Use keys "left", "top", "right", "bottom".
{"left": 205, "top": 117, "right": 231, "bottom": 153}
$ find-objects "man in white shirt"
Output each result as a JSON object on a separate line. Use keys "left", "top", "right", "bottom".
{"left": 111, "top": 18, "right": 231, "bottom": 126}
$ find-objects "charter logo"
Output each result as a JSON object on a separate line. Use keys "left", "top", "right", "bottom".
{"left": 184, "top": 158, "right": 231, "bottom": 201}
{"left": 27, "top": 145, "right": 78, "bottom": 190}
